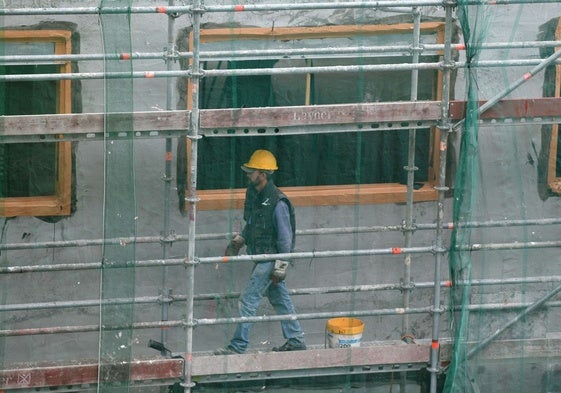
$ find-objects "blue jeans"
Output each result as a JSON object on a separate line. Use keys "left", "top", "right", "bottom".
{"left": 229, "top": 261, "right": 305, "bottom": 353}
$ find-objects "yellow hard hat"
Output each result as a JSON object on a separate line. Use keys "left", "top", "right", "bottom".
{"left": 241, "top": 149, "right": 278, "bottom": 172}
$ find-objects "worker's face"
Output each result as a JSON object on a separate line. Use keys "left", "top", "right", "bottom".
{"left": 247, "top": 170, "right": 266, "bottom": 190}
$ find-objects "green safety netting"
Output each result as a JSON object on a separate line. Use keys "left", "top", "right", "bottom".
{"left": 98, "top": 1, "right": 136, "bottom": 392}
{"left": 0, "top": 2, "right": 561, "bottom": 393}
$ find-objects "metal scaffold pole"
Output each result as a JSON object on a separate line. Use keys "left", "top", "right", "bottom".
{"left": 429, "top": 2, "right": 455, "bottom": 392}
{"left": 401, "top": 5, "right": 422, "bottom": 342}
{"left": 184, "top": 0, "right": 203, "bottom": 390}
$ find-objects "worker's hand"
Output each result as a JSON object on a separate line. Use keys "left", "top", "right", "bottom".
{"left": 271, "top": 260, "right": 289, "bottom": 284}
{"left": 224, "top": 234, "right": 245, "bottom": 256}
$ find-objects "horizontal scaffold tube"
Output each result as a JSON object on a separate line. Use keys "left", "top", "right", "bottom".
{"left": 2, "top": 41, "right": 561, "bottom": 66}
{"left": 1, "top": 0, "right": 561, "bottom": 16}
{"left": 3, "top": 298, "right": 561, "bottom": 337}
{"left": 3, "top": 275, "right": 561, "bottom": 313}
{"left": 1, "top": 218, "right": 560, "bottom": 251}
{"left": 3, "top": 40, "right": 561, "bottom": 65}
{"left": 1, "top": 238, "right": 561, "bottom": 274}
{"left": 0, "top": 245, "right": 437, "bottom": 274}
{"left": 1, "top": 59, "right": 561, "bottom": 82}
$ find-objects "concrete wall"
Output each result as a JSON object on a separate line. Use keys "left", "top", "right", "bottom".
{"left": 2, "top": 4, "right": 561, "bottom": 389}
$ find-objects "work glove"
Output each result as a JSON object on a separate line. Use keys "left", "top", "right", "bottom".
{"left": 224, "top": 234, "right": 245, "bottom": 256}
{"left": 271, "top": 259, "right": 290, "bottom": 284}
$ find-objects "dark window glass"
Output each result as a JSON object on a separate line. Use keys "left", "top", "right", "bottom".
{"left": 197, "top": 56, "right": 437, "bottom": 190}
{"left": 0, "top": 64, "right": 58, "bottom": 198}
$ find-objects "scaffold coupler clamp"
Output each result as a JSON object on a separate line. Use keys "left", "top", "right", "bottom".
{"left": 161, "top": 230, "right": 177, "bottom": 245}
{"left": 401, "top": 219, "right": 417, "bottom": 233}
{"left": 399, "top": 278, "right": 416, "bottom": 293}
{"left": 164, "top": 44, "right": 180, "bottom": 64}
{"left": 184, "top": 256, "right": 200, "bottom": 266}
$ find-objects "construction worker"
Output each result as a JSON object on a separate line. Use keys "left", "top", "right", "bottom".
{"left": 214, "top": 149, "right": 306, "bottom": 355}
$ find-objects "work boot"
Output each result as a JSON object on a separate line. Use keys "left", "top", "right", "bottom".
{"left": 272, "top": 340, "right": 306, "bottom": 352}
{"left": 213, "top": 345, "right": 242, "bottom": 355}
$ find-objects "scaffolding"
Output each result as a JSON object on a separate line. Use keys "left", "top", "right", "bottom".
{"left": 2, "top": 1, "right": 561, "bottom": 393}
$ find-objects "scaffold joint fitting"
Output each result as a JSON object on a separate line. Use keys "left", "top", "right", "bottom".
{"left": 188, "top": 6, "right": 206, "bottom": 15}
{"left": 436, "top": 120, "right": 452, "bottom": 131}
{"left": 430, "top": 305, "right": 445, "bottom": 315}
{"left": 399, "top": 278, "right": 416, "bottom": 292}
{"left": 189, "top": 69, "right": 206, "bottom": 78}
{"left": 401, "top": 219, "right": 417, "bottom": 233}
{"left": 184, "top": 257, "right": 200, "bottom": 266}
{"left": 160, "top": 230, "right": 177, "bottom": 244}
{"left": 185, "top": 195, "right": 201, "bottom": 203}
{"left": 441, "top": 0, "right": 458, "bottom": 8}
{"left": 409, "top": 44, "right": 424, "bottom": 55}
{"left": 163, "top": 45, "right": 179, "bottom": 64}
{"left": 184, "top": 319, "right": 198, "bottom": 328}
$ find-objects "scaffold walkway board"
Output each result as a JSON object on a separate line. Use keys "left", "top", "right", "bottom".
{"left": 1, "top": 338, "right": 560, "bottom": 390}
{"left": 0, "top": 343, "right": 431, "bottom": 390}
{"left": 2, "top": 98, "right": 561, "bottom": 143}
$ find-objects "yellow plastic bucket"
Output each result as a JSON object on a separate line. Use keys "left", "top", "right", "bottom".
{"left": 326, "top": 317, "right": 364, "bottom": 348}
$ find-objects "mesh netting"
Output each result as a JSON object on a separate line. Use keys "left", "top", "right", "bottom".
{"left": 1, "top": 2, "right": 561, "bottom": 393}
{"left": 97, "top": 1, "right": 136, "bottom": 391}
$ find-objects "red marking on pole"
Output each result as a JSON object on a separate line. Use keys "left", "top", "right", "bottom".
{"left": 234, "top": 4, "right": 245, "bottom": 11}
{"left": 448, "top": 223, "right": 454, "bottom": 229}
{"left": 444, "top": 280, "right": 453, "bottom": 287}
{"left": 392, "top": 247, "right": 402, "bottom": 255}
{"left": 440, "top": 141, "right": 447, "bottom": 151}
{"left": 432, "top": 340, "right": 439, "bottom": 349}
{"left": 156, "top": 6, "right": 167, "bottom": 13}
{"left": 456, "top": 43, "right": 466, "bottom": 51}
{"left": 222, "top": 256, "right": 230, "bottom": 263}
{"left": 166, "top": 152, "right": 172, "bottom": 161}
{"left": 120, "top": 53, "right": 131, "bottom": 60}
{"left": 523, "top": 72, "right": 532, "bottom": 80}
{"left": 145, "top": 72, "right": 155, "bottom": 78}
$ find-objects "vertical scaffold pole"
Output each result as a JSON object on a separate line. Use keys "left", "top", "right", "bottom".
{"left": 401, "top": 7, "right": 421, "bottom": 392}
{"left": 430, "top": 3, "right": 454, "bottom": 393}
{"left": 402, "top": 5, "right": 421, "bottom": 340}
{"left": 184, "top": 0, "right": 203, "bottom": 391}
{"left": 160, "top": 0, "right": 176, "bottom": 366}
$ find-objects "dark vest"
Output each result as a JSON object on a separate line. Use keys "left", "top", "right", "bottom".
{"left": 243, "top": 181, "right": 296, "bottom": 255}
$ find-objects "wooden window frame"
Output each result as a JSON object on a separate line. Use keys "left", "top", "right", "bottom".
{"left": 187, "top": 23, "right": 444, "bottom": 210}
{"left": 0, "top": 30, "right": 72, "bottom": 217}
{"left": 546, "top": 19, "right": 561, "bottom": 194}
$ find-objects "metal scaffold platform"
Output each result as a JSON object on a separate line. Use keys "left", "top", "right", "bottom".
{"left": 2, "top": 1, "right": 561, "bottom": 393}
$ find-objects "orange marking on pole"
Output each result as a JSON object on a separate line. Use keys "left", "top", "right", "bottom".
{"left": 145, "top": 72, "right": 155, "bottom": 78}
{"left": 440, "top": 141, "right": 447, "bottom": 151}
{"left": 156, "top": 6, "right": 167, "bottom": 13}
{"left": 456, "top": 43, "right": 466, "bottom": 51}
{"left": 392, "top": 247, "right": 402, "bottom": 254}
{"left": 445, "top": 280, "right": 453, "bottom": 287}
{"left": 432, "top": 340, "right": 439, "bottom": 349}
{"left": 234, "top": 4, "right": 245, "bottom": 11}
{"left": 120, "top": 53, "right": 131, "bottom": 60}
{"left": 222, "top": 256, "right": 230, "bottom": 263}
{"left": 523, "top": 72, "right": 532, "bottom": 80}
{"left": 166, "top": 152, "right": 172, "bottom": 161}
{"left": 448, "top": 223, "right": 454, "bottom": 229}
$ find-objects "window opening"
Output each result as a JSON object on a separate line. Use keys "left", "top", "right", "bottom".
{"left": 0, "top": 29, "right": 74, "bottom": 218}
{"left": 180, "top": 23, "right": 446, "bottom": 210}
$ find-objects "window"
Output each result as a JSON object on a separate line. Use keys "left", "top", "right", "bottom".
{"left": 182, "top": 23, "right": 446, "bottom": 210}
{"left": 538, "top": 16, "right": 561, "bottom": 199}
{"left": 0, "top": 29, "right": 74, "bottom": 217}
